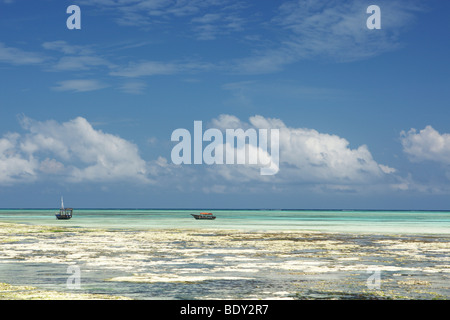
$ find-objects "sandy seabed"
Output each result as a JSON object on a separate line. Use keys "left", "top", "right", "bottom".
{"left": 0, "top": 222, "right": 449, "bottom": 300}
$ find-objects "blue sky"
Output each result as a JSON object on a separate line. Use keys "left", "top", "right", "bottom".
{"left": 0, "top": 0, "right": 449, "bottom": 209}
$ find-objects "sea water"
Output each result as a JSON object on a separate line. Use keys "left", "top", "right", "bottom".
{"left": 0, "top": 209, "right": 449, "bottom": 234}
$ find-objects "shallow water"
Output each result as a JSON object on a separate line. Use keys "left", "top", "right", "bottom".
{"left": 1, "top": 209, "right": 450, "bottom": 234}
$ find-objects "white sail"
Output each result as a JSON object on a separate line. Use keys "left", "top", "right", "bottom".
{"left": 61, "top": 196, "right": 64, "bottom": 210}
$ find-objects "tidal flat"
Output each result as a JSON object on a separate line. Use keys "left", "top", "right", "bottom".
{"left": 0, "top": 222, "right": 448, "bottom": 300}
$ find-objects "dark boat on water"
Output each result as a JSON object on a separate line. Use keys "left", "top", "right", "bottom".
{"left": 191, "top": 212, "right": 216, "bottom": 220}
{"left": 55, "top": 196, "right": 73, "bottom": 220}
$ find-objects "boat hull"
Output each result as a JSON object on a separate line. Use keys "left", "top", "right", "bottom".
{"left": 55, "top": 214, "right": 72, "bottom": 220}
{"left": 191, "top": 214, "right": 216, "bottom": 220}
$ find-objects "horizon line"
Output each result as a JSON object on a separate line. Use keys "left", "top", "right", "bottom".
{"left": 0, "top": 208, "right": 449, "bottom": 212}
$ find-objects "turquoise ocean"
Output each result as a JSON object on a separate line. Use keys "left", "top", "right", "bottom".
{"left": 1, "top": 209, "right": 450, "bottom": 234}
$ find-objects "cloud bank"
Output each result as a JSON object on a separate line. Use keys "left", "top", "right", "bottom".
{"left": 0, "top": 115, "right": 397, "bottom": 192}
{"left": 205, "top": 115, "right": 395, "bottom": 189}
{"left": 0, "top": 116, "right": 151, "bottom": 185}
{"left": 7, "top": 115, "right": 450, "bottom": 196}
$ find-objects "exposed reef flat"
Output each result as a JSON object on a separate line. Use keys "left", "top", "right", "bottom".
{"left": 0, "top": 223, "right": 449, "bottom": 299}
{"left": 0, "top": 282, "right": 130, "bottom": 300}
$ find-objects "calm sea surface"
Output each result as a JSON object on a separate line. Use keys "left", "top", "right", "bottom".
{"left": 1, "top": 209, "right": 449, "bottom": 234}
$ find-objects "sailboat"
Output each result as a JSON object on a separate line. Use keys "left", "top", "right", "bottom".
{"left": 55, "top": 196, "right": 73, "bottom": 220}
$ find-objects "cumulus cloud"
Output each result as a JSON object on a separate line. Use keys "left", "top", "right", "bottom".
{"left": 401, "top": 125, "right": 450, "bottom": 164}
{"left": 274, "top": 124, "right": 391, "bottom": 184}
{"left": 203, "top": 114, "right": 395, "bottom": 187}
{"left": 0, "top": 116, "right": 153, "bottom": 185}
{"left": 20, "top": 116, "right": 151, "bottom": 183}
{"left": 52, "top": 56, "right": 112, "bottom": 71}
{"left": 0, "top": 132, "right": 38, "bottom": 185}
{"left": 39, "top": 158, "right": 65, "bottom": 174}
{"left": 209, "top": 114, "right": 247, "bottom": 131}
{"left": 1, "top": 114, "right": 397, "bottom": 194}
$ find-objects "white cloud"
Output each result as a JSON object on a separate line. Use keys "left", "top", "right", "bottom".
{"left": 0, "top": 116, "right": 188, "bottom": 186}
{"left": 0, "top": 116, "right": 154, "bottom": 185}
{"left": 110, "top": 61, "right": 178, "bottom": 77}
{"left": 52, "top": 79, "right": 108, "bottom": 92}
{"left": 77, "top": 0, "right": 232, "bottom": 26}
{"left": 78, "top": 0, "right": 246, "bottom": 39}
{"left": 401, "top": 125, "right": 450, "bottom": 164}
{"left": 191, "top": 12, "right": 245, "bottom": 40}
{"left": 20, "top": 116, "right": 151, "bottom": 184}
{"left": 0, "top": 42, "right": 46, "bottom": 65}
{"left": 0, "top": 114, "right": 398, "bottom": 193}
{"left": 119, "top": 81, "right": 147, "bottom": 94}
{"left": 209, "top": 114, "right": 247, "bottom": 131}
{"left": 52, "top": 56, "right": 112, "bottom": 71}
{"left": 192, "top": 13, "right": 221, "bottom": 24}
{"left": 110, "top": 60, "right": 211, "bottom": 78}
{"left": 203, "top": 114, "right": 395, "bottom": 187}
{"left": 39, "top": 158, "right": 65, "bottom": 174}
{"left": 42, "top": 41, "right": 113, "bottom": 71}
{"left": 42, "top": 41, "right": 92, "bottom": 55}
{"left": 222, "top": 81, "right": 347, "bottom": 108}
{"left": 278, "top": 128, "right": 387, "bottom": 183}
{"left": 0, "top": 133, "right": 38, "bottom": 185}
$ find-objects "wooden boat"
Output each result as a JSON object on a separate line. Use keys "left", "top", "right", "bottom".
{"left": 55, "top": 196, "right": 73, "bottom": 220}
{"left": 191, "top": 212, "right": 216, "bottom": 220}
